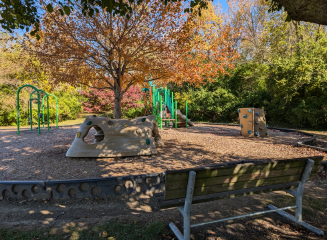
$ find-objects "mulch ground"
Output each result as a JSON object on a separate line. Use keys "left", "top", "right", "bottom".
{"left": 0, "top": 124, "right": 326, "bottom": 181}
{"left": 0, "top": 123, "right": 327, "bottom": 239}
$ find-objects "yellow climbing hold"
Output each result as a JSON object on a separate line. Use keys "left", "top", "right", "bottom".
{"left": 77, "top": 132, "right": 81, "bottom": 138}
{"left": 124, "top": 124, "right": 128, "bottom": 128}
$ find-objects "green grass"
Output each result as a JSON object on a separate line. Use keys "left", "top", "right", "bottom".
{"left": 0, "top": 220, "right": 168, "bottom": 240}
{"left": 0, "top": 116, "right": 88, "bottom": 129}
{"left": 304, "top": 196, "right": 327, "bottom": 212}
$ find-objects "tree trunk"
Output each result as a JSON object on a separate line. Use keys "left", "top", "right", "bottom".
{"left": 273, "top": 0, "right": 327, "bottom": 25}
{"left": 113, "top": 75, "right": 122, "bottom": 119}
{"left": 114, "top": 94, "right": 122, "bottom": 119}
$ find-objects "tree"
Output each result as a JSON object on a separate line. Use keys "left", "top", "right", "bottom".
{"left": 27, "top": 0, "right": 237, "bottom": 118}
{"left": 81, "top": 85, "right": 143, "bottom": 115}
{"left": 267, "top": 0, "right": 327, "bottom": 26}
{"left": 2, "top": 0, "right": 327, "bottom": 39}
{"left": 226, "top": 0, "right": 270, "bottom": 62}
{"left": 0, "top": 0, "right": 210, "bottom": 39}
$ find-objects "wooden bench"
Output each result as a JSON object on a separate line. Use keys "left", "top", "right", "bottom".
{"left": 155, "top": 156, "right": 324, "bottom": 240}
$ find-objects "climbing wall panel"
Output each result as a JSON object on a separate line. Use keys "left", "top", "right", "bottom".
{"left": 238, "top": 108, "right": 267, "bottom": 137}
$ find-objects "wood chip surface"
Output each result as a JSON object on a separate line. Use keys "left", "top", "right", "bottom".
{"left": 0, "top": 124, "right": 326, "bottom": 181}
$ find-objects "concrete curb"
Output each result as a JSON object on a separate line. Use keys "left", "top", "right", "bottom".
{"left": 0, "top": 173, "right": 165, "bottom": 201}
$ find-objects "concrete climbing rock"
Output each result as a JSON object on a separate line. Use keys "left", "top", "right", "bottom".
{"left": 66, "top": 115, "right": 161, "bottom": 157}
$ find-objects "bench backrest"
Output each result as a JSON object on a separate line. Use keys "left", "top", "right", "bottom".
{"left": 164, "top": 156, "right": 323, "bottom": 200}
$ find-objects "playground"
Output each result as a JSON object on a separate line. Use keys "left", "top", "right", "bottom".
{"left": 1, "top": 124, "right": 325, "bottom": 181}
{"left": 0, "top": 79, "right": 325, "bottom": 240}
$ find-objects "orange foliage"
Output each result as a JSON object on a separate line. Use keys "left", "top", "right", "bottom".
{"left": 27, "top": 0, "right": 239, "bottom": 117}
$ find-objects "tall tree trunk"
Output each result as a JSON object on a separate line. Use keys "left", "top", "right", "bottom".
{"left": 114, "top": 91, "right": 122, "bottom": 119}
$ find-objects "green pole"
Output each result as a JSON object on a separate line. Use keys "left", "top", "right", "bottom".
{"left": 160, "top": 95, "right": 163, "bottom": 129}
{"left": 42, "top": 97, "right": 45, "bottom": 128}
{"left": 172, "top": 92, "right": 174, "bottom": 119}
{"left": 47, "top": 93, "right": 58, "bottom": 128}
{"left": 175, "top": 101, "right": 177, "bottom": 129}
{"left": 164, "top": 87, "right": 167, "bottom": 126}
{"left": 31, "top": 89, "right": 49, "bottom": 130}
{"left": 168, "top": 89, "right": 170, "bottom": 112}
{"left": 152, "top": 86, "right": 155, "bottom": 117}
{"left": 47, "top": 94, "right": 49, "bottom": 131}
{"left": 42, "top": 94, "right": 50, "bottom": 131}
{"left": 17, "top": 85, "right": 41, "bottom": 135}
{"left": 37, "top": 93, "right": 40, "bottom": 134}
{"left": 186, "top": 101, "right": 188, "bottom": 128}
{"left": 157, "top": 90, "right": 161, "bottom": 124}
{"left": 30, "top": 97, "right": 32, "bottom": 131}
{"left": 45, "top": 93, "right": 59, "bottom": 128}
{"left": 56, "top": 98, "right": 58, "bottom": 128}
{"left": 30, "top": 90, "right": 36, "bottom": 131}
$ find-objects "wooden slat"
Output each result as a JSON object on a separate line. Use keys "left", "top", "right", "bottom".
{"left": 157, "top": 182, "right": 299, "bottom": 209}
{"left": 165, "top": 174, "right": 301, "bottom": 200}
{"left": 166, "top": 161, "right": 298, "bottom": 182}
{"left": 165, "top": 167, "right": 303, "bottom": 191}
{"left": 165, "top": 156, "right": 323, "bottom": 182}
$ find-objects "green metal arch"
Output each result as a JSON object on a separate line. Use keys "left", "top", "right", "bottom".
{"left": 17, "top": 85, "right": 40, "bottom": 135}
{"left": 30, "top": 90, "right": 59, "bottom": 130}
{"left": 42, "top": 93, "right": 58, "bottom": 129}
{"left": 30, "top": 89, "right": 49, "bottom": 131}
{"left": 47, "top": 93, "right": 59, "bottom": 128}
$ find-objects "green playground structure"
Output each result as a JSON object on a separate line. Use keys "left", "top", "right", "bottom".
{"left": 17, "top": 84, "right": 58, "bottom": 135}
{"left": 146, "top": 81, "right": 189, "bottom": 129}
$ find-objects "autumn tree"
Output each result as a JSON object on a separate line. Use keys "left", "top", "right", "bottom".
{"left": 27, "top": 0, "right": 237, "bottom": 118}
{"left": 171, "top": 2, "right": 239, "bottom": 86}
{"left": 81, "top": 85, "right": 143, "bottom": 115}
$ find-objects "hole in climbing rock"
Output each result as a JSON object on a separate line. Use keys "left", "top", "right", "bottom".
{"left": 79, "top": 183, "right": 89, "bottom": 192}
{"left": 136, "top": 183, "right": 145, "bottom": 193}
{"left": 22, "top": 189, "right": 31, "bottom": 198}
{"left": 83, "top": 125, "right": 104, "bottom": 144}
{"left": 91, "top": 186, "right": 101, "bottom": 196}
{"left": 56, "top": 184, "right": 66, "bottom": 193}
{"left": 31, "top": 185, "right": 40, "bottom": 194}
{"left": 125, "top": 180, "right": 134, "bottom": 189}
{"left": 12, "top": 185, "right": 19, "bottom": 194}
{"left": 68, "top": 188, "right": 78, "bottom": 198}
{"left": 146, "top": 177, "right": 157, "bottom": 187}
{"left": 2, "top": 189, "right": 10, "bottom": 198}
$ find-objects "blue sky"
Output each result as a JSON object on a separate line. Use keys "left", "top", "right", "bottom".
{"left": 214, "top": 0, "right": 228, "bottom": 11}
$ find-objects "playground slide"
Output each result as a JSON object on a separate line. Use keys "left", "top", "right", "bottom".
{"left": 176, "top": 109, "right": 194, "bottom": 126}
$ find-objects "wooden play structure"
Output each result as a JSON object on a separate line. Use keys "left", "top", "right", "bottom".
{"left": 66, "top": 115, "right": 163, "bottom": 158}
{"left": 238, "top": 108, "right": 267, "bottom": 137}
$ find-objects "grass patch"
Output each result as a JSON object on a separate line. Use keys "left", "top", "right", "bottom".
{"left": 0, "top": 220, "right": 169, "bottom": 240}
{"left": 304, "top": 196, "right": 327, "bottom": 212}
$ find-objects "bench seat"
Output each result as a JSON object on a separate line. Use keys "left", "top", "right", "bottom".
{"left": 154, "top": 156, "right": 324, "bottom": 240}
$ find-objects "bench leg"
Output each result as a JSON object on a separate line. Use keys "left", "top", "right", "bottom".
{"left": 169, "top": 171, "right": 196, "bottom": 240}
{"left": 268, "top": 205, "right": 324, "bottom": 235}
{"left": 269, "top": 159, "right": 324, "bottom": 235}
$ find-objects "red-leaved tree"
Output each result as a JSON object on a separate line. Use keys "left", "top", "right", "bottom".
{"left": 81, "top": 85, "right": 143, "bottom": 114}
